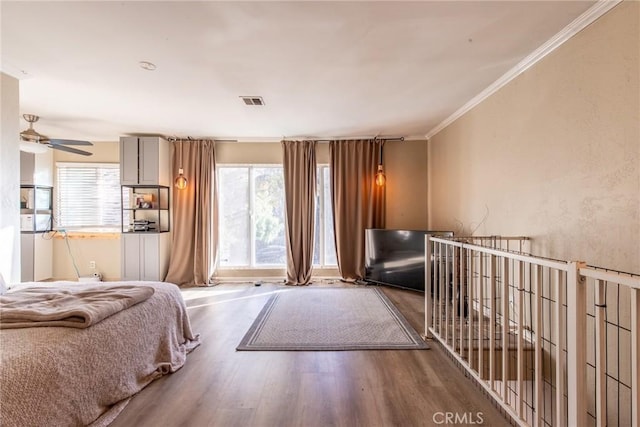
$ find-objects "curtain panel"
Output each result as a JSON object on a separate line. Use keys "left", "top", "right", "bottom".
{"left": 282, "top": 140, "right": 317, "bottom": 285}
{"left": 329, "top": 139, "right": 385, "bottom": 281}
{"left": 165, "top": 139, "right": 218, "bottom": 286}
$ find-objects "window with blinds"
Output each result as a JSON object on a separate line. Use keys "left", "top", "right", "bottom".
{"left": 55, "top": 162, "right": 120, "bottom": 229}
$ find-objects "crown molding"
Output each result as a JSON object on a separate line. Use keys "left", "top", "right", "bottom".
{"left": 425, "top": 0, "right": 622, "bottom": 140}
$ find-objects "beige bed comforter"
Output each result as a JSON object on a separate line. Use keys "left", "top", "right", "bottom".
{"left": 0, "top": 281, "right": 200, "bottom": 427}
{"left": 0, "top": 285, "right": 154, "bottom": 329}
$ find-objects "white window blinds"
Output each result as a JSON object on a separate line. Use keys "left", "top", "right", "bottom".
{"left": 56, "top": 162, "right": 120, "bottom": 229}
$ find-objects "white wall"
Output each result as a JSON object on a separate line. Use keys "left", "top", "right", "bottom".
{"left": 0, "top": 73, "right": 21, "bottom": 283}
{"left": 428, "top": 1, "right": 639, "bottom": 273}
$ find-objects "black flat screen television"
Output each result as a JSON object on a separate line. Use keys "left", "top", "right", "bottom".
{"left": 364, "top": 229, "right": 453, "bottom": 292}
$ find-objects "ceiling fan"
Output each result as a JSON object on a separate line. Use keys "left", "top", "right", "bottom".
{"left": 20, "top": 114, "right": 93, "bottom": 156}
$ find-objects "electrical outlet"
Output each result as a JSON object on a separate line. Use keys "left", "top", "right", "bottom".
{"left": 89, "top": 261, "right": 96, "bottom": 269}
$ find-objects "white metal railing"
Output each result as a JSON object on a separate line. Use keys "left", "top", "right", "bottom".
{"left": 425, "top": 235, "right": 639, "bottom": 427}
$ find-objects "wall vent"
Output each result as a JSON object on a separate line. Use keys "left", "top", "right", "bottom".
{"left": 240, "top": 96, "right": 265, "bottom": 106}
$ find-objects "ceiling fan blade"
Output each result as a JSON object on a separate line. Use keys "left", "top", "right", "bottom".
{"left": 48, "top": 138, "right": 93, "bottom": 146}
{"left": 50, "top": 144, "right": 93, "bottom": 156}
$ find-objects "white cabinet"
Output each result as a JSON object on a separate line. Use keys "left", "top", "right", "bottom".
{"left": 119, "top": 137, "right": 170, "bottom": 186}
{"left": 121, "top": 233, "right": 170, "bottom": 281}
{"left": 119, "top": 137, "right": 172, "bottom": 281}
{"left": 21, "top": 234, "right": 53, "bottom": 282}
{"left": 21, "top": 150, "right": 53, "bottom": 186}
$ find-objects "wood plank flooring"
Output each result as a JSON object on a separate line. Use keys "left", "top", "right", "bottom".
{"left": 110, "top": 282, "right": 510, "bottom": 427}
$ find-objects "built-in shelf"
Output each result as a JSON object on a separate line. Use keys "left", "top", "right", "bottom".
{"left": 121, "top": 185, "right": 170, "bottom": 233}
{"left": 20, "top": 185, "right": 53, "bottom": 233}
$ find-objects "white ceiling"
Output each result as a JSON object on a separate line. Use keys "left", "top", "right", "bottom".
{"left": 2, "top": 1, "right": 597, "bottom": 142}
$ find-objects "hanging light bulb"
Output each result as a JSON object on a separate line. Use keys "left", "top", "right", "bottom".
{"left": 175, "top": 168, "right": 188, "bottom": 189}
{"left": 375, "top": 164, "right": 386, "bottom": 187}
{"left": 375, "top": 140, "right": 386, "bottom": 187}
{"left": 174, "top": 140, "right": 188, "bottom": 189}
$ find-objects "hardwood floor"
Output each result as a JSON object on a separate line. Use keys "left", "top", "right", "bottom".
{"left": 110, "top": 282, "right": 510, "bottom": 427}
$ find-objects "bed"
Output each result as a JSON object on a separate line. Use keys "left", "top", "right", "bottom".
{"left": 0, "top": 280, "right": 200, "bottom": 427}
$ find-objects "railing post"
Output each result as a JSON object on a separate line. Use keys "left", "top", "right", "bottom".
{"left": 632, "top": 287, "right": 639, "bottom": 427}
{"left": 595, "top": 279, "right": 607, "bottom": 427}
{"left": 489, "top": 254, "right": 496, "bottom": 387}
{"left": 555, "top": 270, "right": 567, "bottom": 427}
{"left": 534, "top": 264, "right": 543, "bottom": 427}
{"left": 425, "top": 235, "right": 433, "bottom": 339}
{"left": 567, "top": 261, "right": 587, "bottom": 427}
{"left": 516, "top": 261, "right": 525, "bottom": 419}
{"left": 501, "top": 256, "right": 509, "bottom": 403}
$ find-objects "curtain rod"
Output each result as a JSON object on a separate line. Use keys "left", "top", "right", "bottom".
{"left": 167, "top": 136, "right": 405, "bottom": 143}
{"left": 285, "top": 136, "right": 405, "bottom": 143}
{"left": 167, "top": 136, "right": 212, "bottom": 142}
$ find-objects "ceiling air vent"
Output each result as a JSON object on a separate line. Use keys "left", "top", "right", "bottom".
{"left": 240, "top": 96, "right": 265, "bottom": 106}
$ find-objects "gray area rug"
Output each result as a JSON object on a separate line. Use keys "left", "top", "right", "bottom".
{"left": 237, "top": 287, "right": 429, "bottom": 351}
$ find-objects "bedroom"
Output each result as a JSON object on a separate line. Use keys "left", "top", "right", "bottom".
{"left": 1, "top": 1, "right": 638, "bottom": 426}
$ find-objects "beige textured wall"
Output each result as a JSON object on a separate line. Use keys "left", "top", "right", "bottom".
{"left": 216, "top": 142, "right": 283, "bottom": 164}
{"left": 215, "top": 141, "right": 331, "bottom": 164}
{"left": 385, "top": 138, "right": 428, "bottom": 230}
{"left": 53, "top": 236, "right": 121, "bottom": 281}
{"left": 52, "top": 141, "right": 121, "bottom": 280}
{"left": 428, "top": 1, "right": 639, "bottom": 273}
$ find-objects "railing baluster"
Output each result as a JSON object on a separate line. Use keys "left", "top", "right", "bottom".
{"left": 534, "top": 264, "right": 543, "bottom": 427}
{"left": 501, "top": 256, "right": 509, "bottom": 403}
{"left": 445, "top": 244, "right": 450, "bottom": 344}
{"left": 434, "top": 242, "right": 440, "bottom": 335}
{"left": 452, "top": 246, "right": 458, "bottom": 350}
{"left": 595, "top": 279, "right": 606, "bottom": 427}
{"left": 460, "top": 247, "right": 466, "bottom": 360}
{"left": 425, "top": 235, "right": 433, "bottom": 338}
{"left": 468, "top": 248, "right": 474, "bottom": 371}
{"left": 631, "top": 287, "right": 639, "bottom": 427}
{"left": 517, "top": 260, "right": 525, "bottom": 420}
{"left": 435, "top": 243, "right": 441, "bottom": 335}
{"left": 438, "top": 243, "right": 446, "bottom": 335}
{"left": 489, "top": 254, "right": 496, "bottom": 388}
{"left": 478, "top": 252, "right": 485, "bottom": 379}
{"left": 555, "top": 269, "right": 566, "bottom": 427}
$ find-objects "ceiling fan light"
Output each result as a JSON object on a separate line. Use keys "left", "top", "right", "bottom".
{"left": 19, "top": 140, "right": 48, "bottom": 154}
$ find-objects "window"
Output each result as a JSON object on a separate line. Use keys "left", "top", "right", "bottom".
{"left": 55, "top": 162, "right": 120, "bottom": 229}
{"left": 218, "top": 166, "right": 286, "bottom": 267}
{"left": 314, "top": 166, "right": 337, "bottom": 267}
{"left": 218, "top": 165, "right": 337, "bottom": 269}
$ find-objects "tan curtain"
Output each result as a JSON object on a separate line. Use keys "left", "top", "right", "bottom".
{"left": 165, "top": 139, "right": 218, "bottom": 286}
{"left": 282, "top": 140, "right": 317, "bottom": 285}
{"left": 329, "top": 139, "right": 385, "bottom": 281}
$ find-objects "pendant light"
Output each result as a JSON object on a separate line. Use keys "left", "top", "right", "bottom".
{"left": 375, "top": 141, "right": 386, "bottom": 187}
{"left": 175, "top": 140, "right": 188, "bottom": 190}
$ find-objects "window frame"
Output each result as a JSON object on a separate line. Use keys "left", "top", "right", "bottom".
{"left": 216, "top": 163, "right": 337, "bottom": 269}
{"left": 314, "top": 165, "right": 337, "bottom": 268}
{"left": 217, "top": 164, "right": 286, "bottom": 268}
{"left": 55, "top": 162, "right": 121, "bottom": 232}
